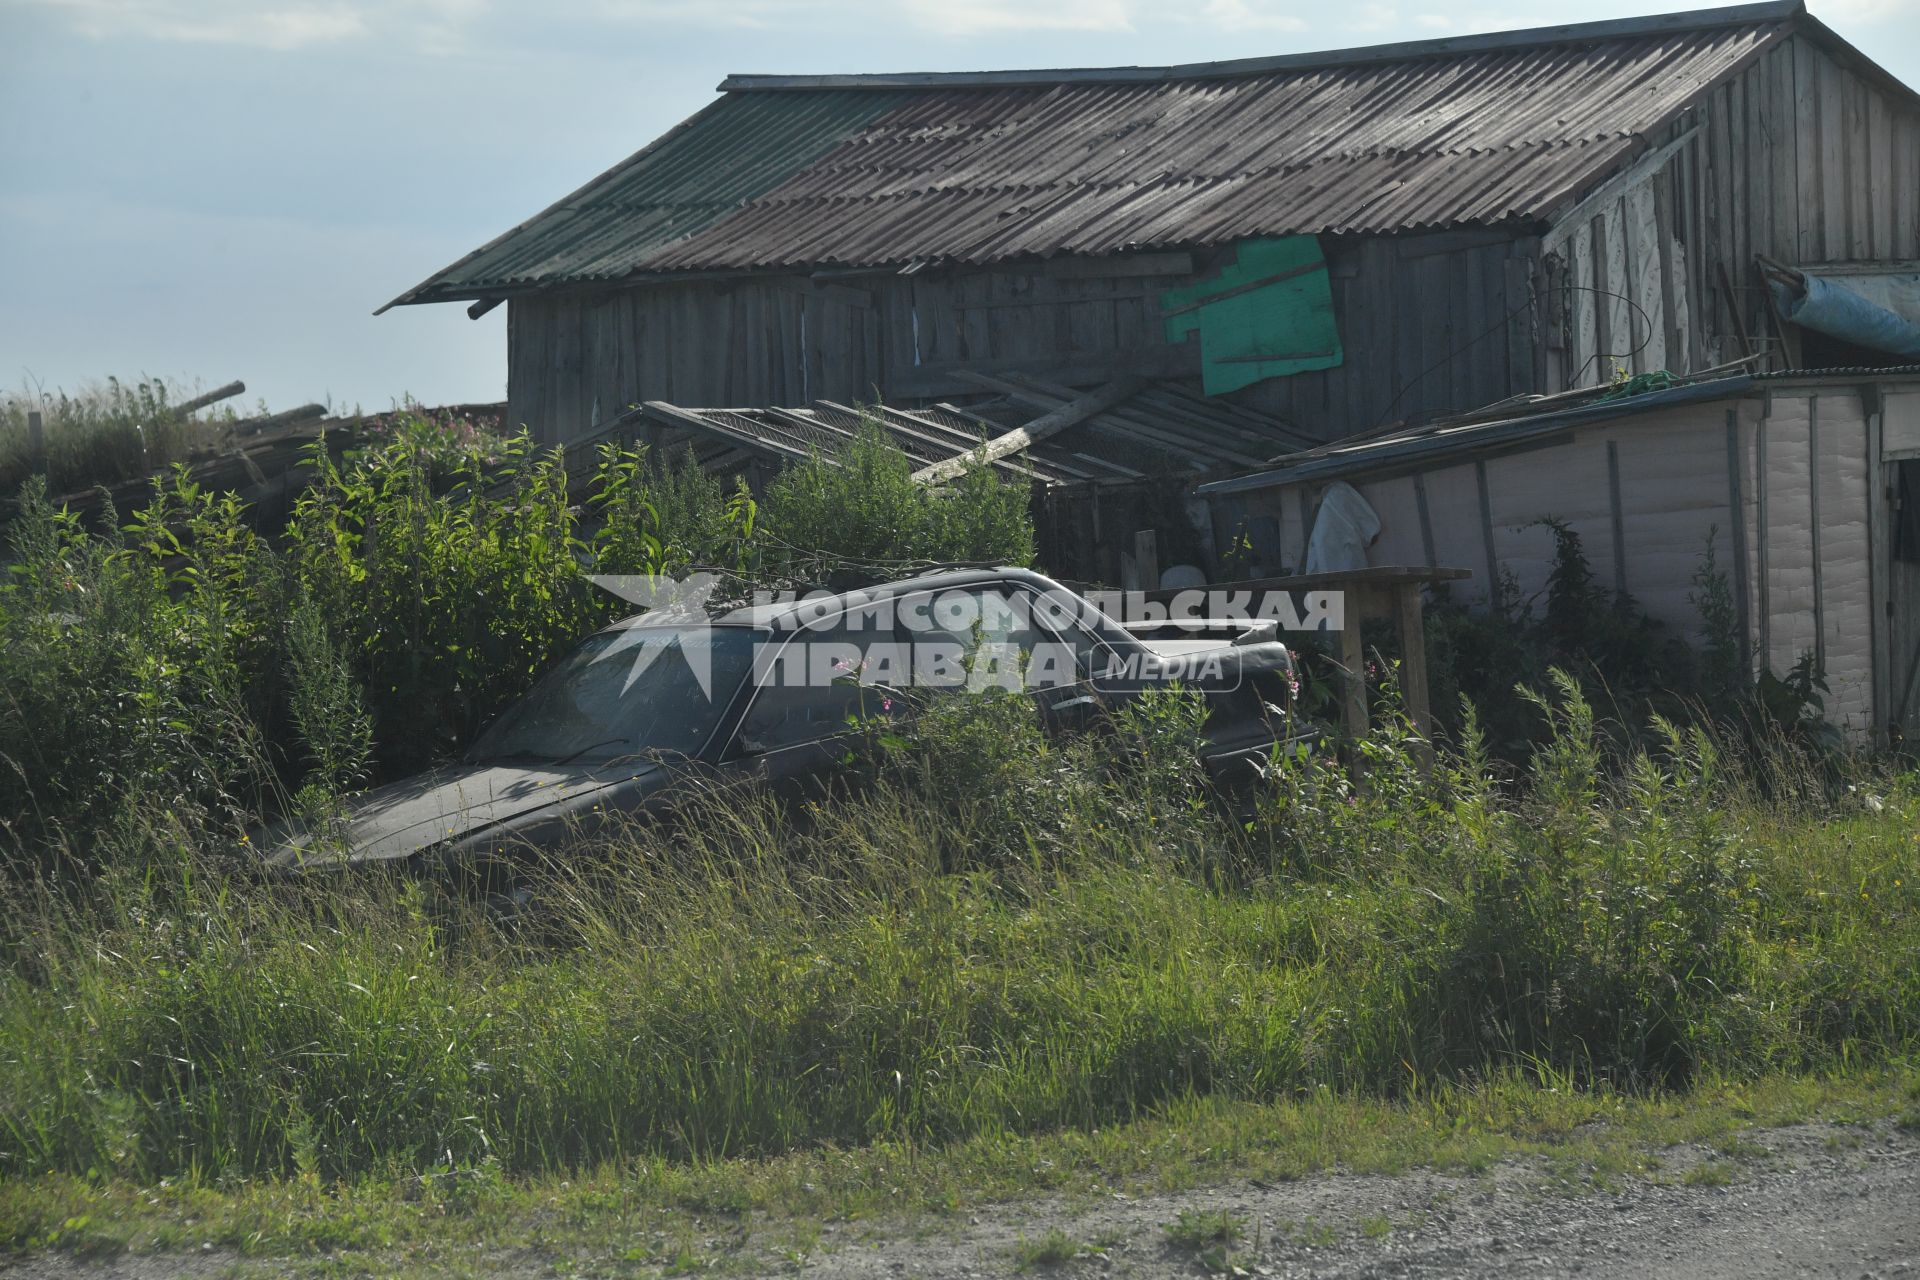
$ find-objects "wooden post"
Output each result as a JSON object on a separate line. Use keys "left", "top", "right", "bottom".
{"left": 1394, "top": 581, "right": 1434, "bottom": 771}
{"left": 27, "top": 410, "right": 46, "bottom": 479}
{"left": 1338, "top": 595, "right": 1367, "bottom": 744}
{"left": 1134, "top": 529, "right": 1160, "bottom": 591}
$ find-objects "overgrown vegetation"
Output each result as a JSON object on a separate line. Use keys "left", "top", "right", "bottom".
{"left": 0, "top": 376, "right": 246, "bottom": 497}
{"left": 0, "top": 415, "right": 1034, "bottom": 872}
{"left": 0, "top": 679, "right": 1915, "bottom": 1189}
{"left": 0, "top": 413, "right": 1915, "bottom": 1259}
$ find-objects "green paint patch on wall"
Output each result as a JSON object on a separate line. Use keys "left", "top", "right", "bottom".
{"left": 1163, "top": 237, "right": 1343, "bottom": 395}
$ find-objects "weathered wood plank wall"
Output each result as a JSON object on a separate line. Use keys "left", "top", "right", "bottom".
{"left": 506, "top": 34, "right": 1920, "bottom": 448}
{"left": 1545, "top": 35, "right": 1920, "bottom": 392}
{"left": 506, "top": 229, "right": 1542, "bottom": 447}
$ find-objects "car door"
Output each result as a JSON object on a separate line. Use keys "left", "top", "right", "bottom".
{"left": 720, "top": 614, "right": 908, "bottom": 805}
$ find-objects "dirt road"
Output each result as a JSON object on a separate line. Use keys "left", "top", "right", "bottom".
{"left": 793, "top": 1120, "right": 1919, "bottom": 1280}
{"left": 4, "top": 1120, "right": 1915, "bottom": 1278}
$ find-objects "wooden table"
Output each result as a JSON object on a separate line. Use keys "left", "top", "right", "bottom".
{"left": 1150, "top": 566, "right": 1472, "bottom": 751}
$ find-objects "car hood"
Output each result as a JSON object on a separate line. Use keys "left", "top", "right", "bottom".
{"left": 256, "top": 758, "right": 658, "bottom": 870}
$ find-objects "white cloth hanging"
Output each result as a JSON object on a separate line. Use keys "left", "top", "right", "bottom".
{"left": 1303, "top": 481, "right": 1381, "bottom": 575}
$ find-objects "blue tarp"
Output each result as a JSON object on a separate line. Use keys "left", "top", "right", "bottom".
{"left": 1769, "top": 272, "right": 1920, "bottom": 359}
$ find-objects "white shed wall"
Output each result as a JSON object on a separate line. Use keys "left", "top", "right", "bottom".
{"left": 1232, "top": 384, "right": 1891, "bottom": 739}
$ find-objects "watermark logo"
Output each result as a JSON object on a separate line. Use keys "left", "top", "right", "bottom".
{"left": 584, "top": 575, "right": 1335, "bottom": 700}
{"left": 587, "top": 572, "right": 722, "bottom": 696}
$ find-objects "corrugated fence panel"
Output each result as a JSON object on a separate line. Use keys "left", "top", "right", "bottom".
{"left": 1815, "top": 391, "right": 1875, "bottom": 731}
{"left": 1483, "top": 437, "right": 1614, "bottom": 604}
{"left": 1761, "top": 392, "right": 1818, "bottom": 673}
{"left": 1607, "top": 404, "right": 1741, "bottom": 640}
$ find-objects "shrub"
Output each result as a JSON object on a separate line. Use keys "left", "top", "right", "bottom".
{"left": 0, "top": 420, "right": 1042, "bottom": 872}
{"left": 759, "top": 417, "right": 1034, "bottom": 577}
{"left": 283, "top": 434, "right": 607, "bottom": 777}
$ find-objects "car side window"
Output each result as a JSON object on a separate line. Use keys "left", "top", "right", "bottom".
{"left": 893, "top": 585, "right": 1092, "bottom": 690}
{"left": 735, "top": 619, "right": 906, "bottom": 752}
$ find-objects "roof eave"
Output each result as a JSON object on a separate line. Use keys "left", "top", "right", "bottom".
{"left": 1196, "top": 376, "right": 1761, "bottom": 495}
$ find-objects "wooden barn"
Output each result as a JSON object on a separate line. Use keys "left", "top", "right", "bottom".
{"left": 382, "top": 0, "right": 1920, "bottom": 583}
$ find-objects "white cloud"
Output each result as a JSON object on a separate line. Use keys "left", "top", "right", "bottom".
{"left": 1811, "top": 0, "right": 1914, "bottom": 22}
{"left": 900, "top": 0, "right": 1133, "bottom": 35}
{"left": 24, "top": 0, "right": 496, "bottom": 51}
{"left": 587, "top": 0, "right": 1133, "bottom": 36}
{"left": 1196, "top": 0, "right": 1306, "bottom": 34}
{"left": 32, "top": 0, "right": 365, "bottom": 48}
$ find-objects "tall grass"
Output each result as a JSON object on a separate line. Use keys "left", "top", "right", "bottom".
{"left": 1, "top": 684, "right": 1913, "bottom": 1184}
{"left": 0, "top": 377, "right": 242, "bottom": 497}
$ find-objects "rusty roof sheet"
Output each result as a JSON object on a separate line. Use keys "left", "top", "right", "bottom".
{"left": 388, "top": 3, "right": 1810, "bottom": 307}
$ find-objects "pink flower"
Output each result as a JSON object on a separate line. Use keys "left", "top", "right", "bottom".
{"left": 881, "top": 697, "right": 894, "bottom": 713}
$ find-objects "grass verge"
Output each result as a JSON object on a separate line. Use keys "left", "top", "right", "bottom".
{"left": 2, "top": 1069, "right": 1914, "bottom": 1269}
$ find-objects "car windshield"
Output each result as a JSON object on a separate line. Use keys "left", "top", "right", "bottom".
{"left": 468, "top": 625, "right": 757, "bottom": 764}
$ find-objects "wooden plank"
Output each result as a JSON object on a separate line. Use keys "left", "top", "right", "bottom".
{"left": 1653, "top": 177, "right": 1685, "bottom": 374}
{"left": 1005, "top": 252, "right": 1194, "bottom": 281}
{"left": 1395, "top": 229, "right": 1514, "bottom": 259}
{"left": 886, "top": 345, "right": 1198, "bottom": 398}
{"left": 1623, "top": 187, "right": 1654, "bottom": 375}
{"left": 1160, "top": 260, "right": 1327, "bottom": 318}
{"left": 1338, "top": 599, "right": 1367, "bottom": 743}
{"left": 911, "top": 377, "right": 1147, "bottom": 483}
{"left": 1867, "top": 86, "right": 1890, "bottom": 260}
{"left": 1718, "top": 261, "right": 1755, "bottom": 360}
{"left": 1770, "top": 44, "right": 1800, "bottom": 269}
{"left": 1543, "top": 126, "right": 1701, "bottom": 248}
{"left": 1795, "top": 36, "right": 1821, "bottom": 261}
{"left": 1393, "top": 581, "right": 1434, "bottom": 767}
{"left": 932, "top": 400, "right": 1138, "bottom": 479}
{"left": 1899, "top": 113, "right": 1920, "bottom": 258}
{"left": 1588, "top": 214, "right": 1614, "bottom": 383}
{"left": 1067, "top": 279, "right": 1118, "bottom": 358}
{"left": 1505, "top": 252, "right": 1535, "bottom": 395}
{"left": 1134, "top": 529, "right": 1160, "bottom": 589}
{"left": 1733, "top": 57, "right": 1755, "bottom": 282}
{"left": 1819, "top": 49, "right": 1850, "bottom": 261}
{"left": 987, "top": 271, "right": 1032, "bottom": 363}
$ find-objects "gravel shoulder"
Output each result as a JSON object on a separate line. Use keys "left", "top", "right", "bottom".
{"left": 3, "top": 1120, "right": 1915, "bottom": 1279}
{"left": 799, "top": 1119, "right": 1919, "bottom": 1280}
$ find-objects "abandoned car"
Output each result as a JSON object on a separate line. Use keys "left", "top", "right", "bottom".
{"left": 256, "top": 567, "right": 1301, "bottom": 873}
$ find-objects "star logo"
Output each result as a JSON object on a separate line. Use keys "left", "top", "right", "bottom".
{"left": 585, "top": 572, "right": 723, "bottom": 698}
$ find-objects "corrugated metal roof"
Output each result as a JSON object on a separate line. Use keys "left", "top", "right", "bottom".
{"left": 642, "top": 377, "right": 1311, "bottom": 485}
{"left": 389, "top": 4, "right": 1806, "bottom": 308}
{"left": 1196, "top": 375, "right": 1762, "bottom": 493}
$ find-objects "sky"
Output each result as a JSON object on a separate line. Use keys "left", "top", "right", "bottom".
{"left": 2, "top": 0, "right": 1917, "bottom": 416}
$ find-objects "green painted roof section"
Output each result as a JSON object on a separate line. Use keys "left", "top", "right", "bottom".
{"left": 385, "top": 90, "right": 912, "bottom": 308}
